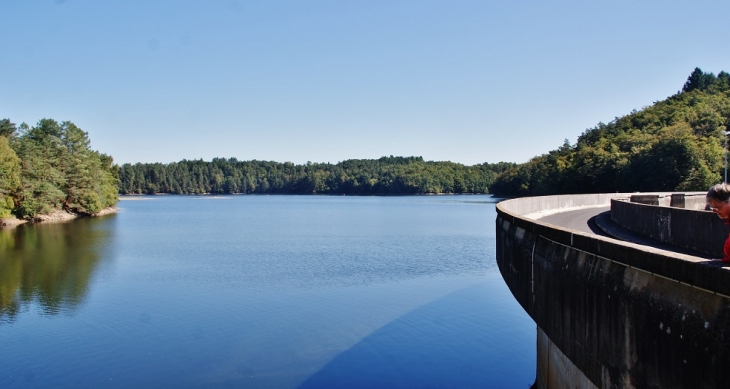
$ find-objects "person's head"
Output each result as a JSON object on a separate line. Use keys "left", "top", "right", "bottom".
{"left": 707, "top": 183, "right": 730, "bottom": 220}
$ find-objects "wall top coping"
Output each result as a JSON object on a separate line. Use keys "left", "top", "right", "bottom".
{"left": 497, "top": 192, "right": 707, "bottom": 218}
{"left": 496, "top": 193, "right": 730, "bottom": 297}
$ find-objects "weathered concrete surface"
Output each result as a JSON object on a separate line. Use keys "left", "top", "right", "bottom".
{"left": 630, "top": 194, "right": 671, "bottom": 207}
{"left": 670, "top": 193, "right": 707, "bottom": 210}
{"left": 628, "top": 193, "right": 706, "bottom": 209}
{"left": 537, "top": 327, "right": 598, "bottom": 389}
{"left": 501, "top": 193, "right": 630, "bottom": 220}
{"left": 497, "top": 194, "right": 730, "bottom": 389}
{"left": 611, "top": 199, "right": 727, "bottom": 258}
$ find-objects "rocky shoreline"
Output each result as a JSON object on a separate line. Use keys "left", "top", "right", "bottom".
{"left": 0, "top": 206, "right": 117, "bottom": 229}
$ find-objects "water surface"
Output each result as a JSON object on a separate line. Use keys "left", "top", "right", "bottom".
{"left": 0, "top": 195, "right": 535, "bottom": 388}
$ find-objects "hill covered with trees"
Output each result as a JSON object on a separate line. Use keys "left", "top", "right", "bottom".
{"left": 0, "top": 119, "right": 119, "bottom": 220}
{"left": 8, "top": 69, "right": 722, "bottom": 208}
{"left": 118, "top": 157, "right": 514, "bottom": 195}
{"left": 490, "top": 68, "right": 730, "bottom": 196}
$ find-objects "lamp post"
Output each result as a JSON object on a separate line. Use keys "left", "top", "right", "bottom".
{"left": 726, "top": 130, "right": 730, "bottom": 183}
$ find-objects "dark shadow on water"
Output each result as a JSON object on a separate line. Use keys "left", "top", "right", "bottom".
{"left": 297, "top": 283, "right": 535, "bottom": 389}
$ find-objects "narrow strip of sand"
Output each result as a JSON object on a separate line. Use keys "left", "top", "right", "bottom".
{"left": 0, "top": 206, "right": 118, "bottom": 229}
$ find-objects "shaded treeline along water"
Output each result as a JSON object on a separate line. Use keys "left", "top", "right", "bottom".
{"left": 1, "top": 68, "right": 728, "bottom": 220}
{"left": 118, "top": 156, "right": 514, "bottom": 195}
{"left": 0, "top": 119, "right": 118, "bottom": 219}
{"left": 114, "top": 68, "right": 730, "bottom": 197}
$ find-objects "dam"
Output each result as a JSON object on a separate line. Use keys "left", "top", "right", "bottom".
{"left": 496, "top": 193, "right": 730, "bottom": 389}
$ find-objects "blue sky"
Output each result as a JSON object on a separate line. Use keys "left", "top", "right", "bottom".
{"left": 1, "top": 0, "right": 729, "bottom": 165}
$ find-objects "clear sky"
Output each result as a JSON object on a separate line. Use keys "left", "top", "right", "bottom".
{"left": 2, "top": 0, "right": 729, "bottom": 165}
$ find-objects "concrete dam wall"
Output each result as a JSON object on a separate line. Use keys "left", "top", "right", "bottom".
{"left": 610, "top": 197, "right": 727, "bottom": 258}
{"left": 496, "top": 194, "right": 730, "bottom": 388}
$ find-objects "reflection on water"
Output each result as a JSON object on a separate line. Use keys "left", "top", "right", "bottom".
{"left": 0, "top": 217, "right": 113, "bottom": 323}
{"left": 0, "top": 197, "right": 536, "bottom": 388}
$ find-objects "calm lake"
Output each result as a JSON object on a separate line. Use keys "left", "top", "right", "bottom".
{"left": 0, "top": 195, "right": 535, "bottom": 388}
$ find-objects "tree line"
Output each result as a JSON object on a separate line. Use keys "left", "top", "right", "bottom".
{"left": 5, "top": 67, "right": 724, "bottom": 212}
{"left": 490, "top": 68, "right": 730, "bottom": 196}
{"left": 118, "top": 156, "right": 514, "bottom": 195}
{"left": 0, "top": 119, "right": 119, "bottom": 219}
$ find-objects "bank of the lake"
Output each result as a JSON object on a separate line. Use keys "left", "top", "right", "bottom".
{"left": 0, "top": 206, "right": 117, "bottom": 229}
{"left": 118, "top": 157, "right": 514, "bottom": 196}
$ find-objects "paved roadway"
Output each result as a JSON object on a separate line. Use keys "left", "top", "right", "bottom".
{"left": 538, "top": 206, "right": 610, "bottom": 236}
{"left": 536, "top": 205, "right": 714, "bottom": 258}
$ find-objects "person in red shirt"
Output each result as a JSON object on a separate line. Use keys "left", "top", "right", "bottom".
{"left": 706, "top": 183, "right": 730, "bottom": 262}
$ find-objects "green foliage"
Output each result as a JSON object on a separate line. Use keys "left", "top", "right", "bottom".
{"left": 118, "top": 156, "right": 513, "bottom": 195}
{"left": 0, "top": 119, "right": 16, "bottom": 138}
{"left": 0, "top": 118, "right": 118, "bottom": 219}
{"left": 0, "top": 136, "right": 21, "bottom": 218}
{"left": 492, "top": 68, "right": 730, "bottom": 196}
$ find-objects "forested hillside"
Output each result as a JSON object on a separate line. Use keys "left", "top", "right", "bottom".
{"left": 8, "top": 70, "right": 719, "bottom": 207}
{"left": 0, "top": 119, "right": 118, "bottom": 219}
{"left": 490, "top": 68, "right": 730, "bottom": 196}
{"left": 118, "top": 157, "right": 514, "bottom": 195}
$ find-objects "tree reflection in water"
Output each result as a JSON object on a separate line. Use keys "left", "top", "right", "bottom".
{"left": 0, "top": 217, "right": 111, "bottom": 323}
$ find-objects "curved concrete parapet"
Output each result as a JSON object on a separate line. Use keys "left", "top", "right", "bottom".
{"left": 496, "top": 194, "right": 730, "bottom": 389}
{"left": 610, "top": 198, "right": 726, "bottom": 258}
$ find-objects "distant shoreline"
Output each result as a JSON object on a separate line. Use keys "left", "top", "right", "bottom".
{"left": 0, "top": 206, "right": 118, "bottom": 229}
{"left": 118, "top": 192, "right": 490, "bottom": 197}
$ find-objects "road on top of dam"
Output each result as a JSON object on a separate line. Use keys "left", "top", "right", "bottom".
{"left": 535, "top": 205, "right": 714, "bottom": 259}
{"left": 537, "top": 206, "right": 610, "bottom": 236}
